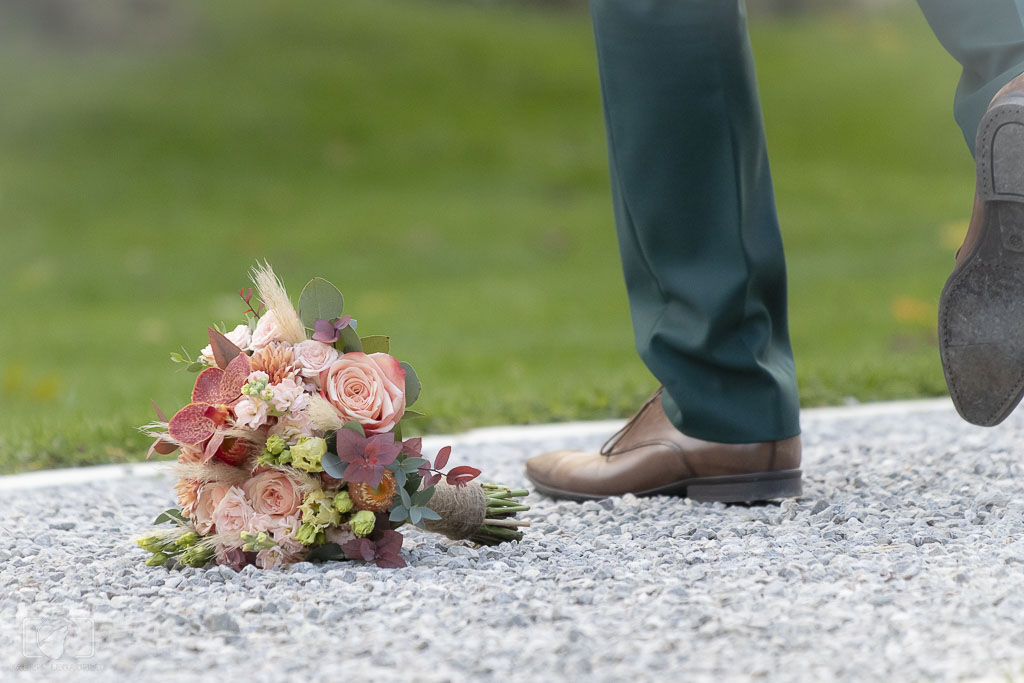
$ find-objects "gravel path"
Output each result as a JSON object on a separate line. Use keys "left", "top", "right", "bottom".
{"left": 3, "top": 399, "right": 1024, "bottom": 681}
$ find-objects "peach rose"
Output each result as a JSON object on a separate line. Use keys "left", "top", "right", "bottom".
{"left": 210, "top": 485, "right": 254, "bottom": 534}
{"left": 293, "top": 340, "right": 340, "bottom": 385}
{"left": 193, "top": 482, "right": 230, "bottom": 534}
{"left": 242, "top": 470, "right": 301, "bottom": 518}
{"left": 320, "top": 352, "right": 406, "bottom": 434}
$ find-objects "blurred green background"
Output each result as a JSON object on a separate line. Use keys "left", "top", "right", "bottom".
{"left": 0, "top": 0, "right": 972, "bottom": 473}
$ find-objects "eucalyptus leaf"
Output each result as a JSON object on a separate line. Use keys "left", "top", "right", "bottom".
{"left": 339, "top": 324, "right": 362, "bottom": 353}
{"left": 401, "top": 457, "right": 428, "bottom": 472}
{"left": 420, "top": 508, "right": 442, "bottom": 521}
{"left": 389, "top": 506, "right": 409, "bottom": 523}
{"left": 399, "top": 486, "right": 412, "bottom": 508}
{"left": 402, "top": 410, "right": 426, "bottom": 420}
{"left": 410, "top": 507, "right": 422, "bottom": 525}
{"left": 411, "top": 487, "right": 435, "bottom": 507}
{"left": 298, "top": 277, "right": 345, "bottom": 330}
{"left": 401, "top": 362, "right": 421, "bottom": 407}
{"left": 321, "top": 452, "right": 347, "bottom": 479}
{"left": 394, "top": 469, "right": 407, "bottom": 487}
{"left": 360, "top": 335, "right": 390, "bottom": 355}
{"left": 153, "top": 509, "right": 187, "bottom": 525}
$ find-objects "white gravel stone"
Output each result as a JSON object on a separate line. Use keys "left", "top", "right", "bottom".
{"left": 3, "top": 401, "right": 1024, "bottom": 681}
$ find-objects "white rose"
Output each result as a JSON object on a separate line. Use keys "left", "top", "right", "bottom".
{"left": 251, "top": 310, "right": 284, "bottom": 350}
{"left": 199, "top": 324, "right": 253, "bottom": 365}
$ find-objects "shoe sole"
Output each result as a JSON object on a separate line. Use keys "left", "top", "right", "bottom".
{"left": 528, "top": 469, "right": 803, "bottom": 503}
{"left": 939, "top": 99, "right": 1024, "bottom": 426}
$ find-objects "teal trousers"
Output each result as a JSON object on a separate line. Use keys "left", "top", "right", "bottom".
{"left": 591, "top": 0, "right": 1024, "bottom": 443}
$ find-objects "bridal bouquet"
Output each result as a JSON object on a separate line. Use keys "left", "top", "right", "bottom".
{"left": 136, "top": 264, "right": 528, "bottom": 570}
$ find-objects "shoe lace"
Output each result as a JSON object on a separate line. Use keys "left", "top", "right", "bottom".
{"left": 600, "top": 387, "right": 663, "bottom": 456}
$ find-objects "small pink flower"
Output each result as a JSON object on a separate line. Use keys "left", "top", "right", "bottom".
{"left": 193, "top": 483, "right": 230, "bottom": 535}
{"left": 255, "top": 529, "right": 308, "bottom": 569}
{"left": 293, "top": 340, "right": 340, "bottom": 386}
{"left": 269, "top": 412, "right": 314, "bottom": 445}
{"left": 243, "top": 470, "right": 301, "bottom": 518}
{"left": 210, "top": 485, "right": 254, "bottom": 534}
{"left": 270, "top": 377, "right": 308, "bottom": 414}
{"left": 320, "top": 352, "right": 406, "bottom": 434}
{"left": 234, "top": 396, "right": 268, "bottom": 429}
{"left": 324, "top": 523, "right": 356, "bottom": 547}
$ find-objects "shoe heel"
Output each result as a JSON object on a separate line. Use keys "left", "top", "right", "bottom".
{"left": 977, "top": 101, "right": 1024, "bottom": 204}
{"left": 686, "top": 470, "right": 802, "bottom": 503}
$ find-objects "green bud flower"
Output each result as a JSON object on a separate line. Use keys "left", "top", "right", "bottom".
{"left": 294, "top": 523, "right": 322, "bottom": 546}
{"left": 257, "top": 451, "right": 278, "bottom": 468}
{"left": 145, "top": 552, "right": 171, "bottom": 567}
{"left": 265, "top": 434, "right": 287, "bottom": 456}
{"left": 240, "top": 530, "right": 276, "bottom": 552}
{"left": 136, "top": 535, "right": 167, "bottom": 553}
{"left": 180, "top": 545, "right": 215, "bottom": 568}
{"left": 174, "top": 532, "right": 201, "bottom": 550}
{"left": 290, "top": 436, "right": 327, "bottom": 473}
{"left": 351, "top": 510, "right": 376, "bottom": 538}
{"left": 333, "top": 490, "right": 354, "bottom": 515}
{"left": 299, "top": 490, "right": 341, "bottom": 529}
{"left": 278, "top": 449, "right": 293, "bottom": 465}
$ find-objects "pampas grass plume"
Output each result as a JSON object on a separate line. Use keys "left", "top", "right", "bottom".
{"left": 251, "top": 261, "right": 307, "bottom": 344}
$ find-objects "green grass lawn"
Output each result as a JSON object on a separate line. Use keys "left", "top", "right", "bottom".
{"left": 0, "top": 1, "right": 972, "bottom": 473}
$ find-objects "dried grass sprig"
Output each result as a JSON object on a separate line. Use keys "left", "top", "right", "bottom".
{"left": 305, "top": 394, "right": 346, "bottom": 431}
{"left": 250, "top": 261, "right": 306, "bottom": 344}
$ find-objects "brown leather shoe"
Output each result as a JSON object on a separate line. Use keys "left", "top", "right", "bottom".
{"left": 939, "top": 72, "right": 1024, "bottom": 426}
{"left": 524, "top": 389, "right": 802, "bottom": 502}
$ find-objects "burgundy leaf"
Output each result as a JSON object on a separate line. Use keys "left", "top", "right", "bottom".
{"left": 446, "top": 465, "right": 482, "bottom": 487}
{"left": 207, "top": 327, "right": 243, "bottom": 369}
{"left": 335, "top": 428, "right": 367, "bottom": 460}
{"left": 402, "top": 437, "right": 423, "bottom": 458}
{"left": 375, "top": 552, "right": 407, "bottom": 569}
{"left": 434, "top": 445, "right": 452, "bottom": 470}
{"left": 341, "top": 538, "right": 375, "bottom": 563}
{"left": 313, "top": 318, "right": 340, "bottom": 343}
{"left": 151, "top": 400, "right": 168, "bottom": 422}
{"left": 426, "top": 473, "right": 442, "bottom": 488}
{"left": 417, "top": 464, "right": 433, "bottom": 479}
{"left": 375, "top": 530, "right": 404, "bottom": 556}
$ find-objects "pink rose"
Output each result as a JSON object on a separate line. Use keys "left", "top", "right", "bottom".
{"left": 320, "top": 352, "right": 406, "bottom": 434}
{"left": 242, "top": 471, "right": 301, "bottom": 518}
{"left": 193, "top": 483, "right": 230, "bottom": 535}
{"left": 210, "top": 485, "right": 254, "bottom": 534}
{"left": 293, "top": 340, "right": 340, "bottom": 385}
{"left": 251, "top": 310, "right": 284, "bottom": 349}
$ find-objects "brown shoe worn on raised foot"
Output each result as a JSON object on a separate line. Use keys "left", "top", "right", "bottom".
{"left": 940, "top": 72, "right": 1024, "bottom": 426}
{"left": 524, "top": 389, "right": 802, "bottom": 502}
